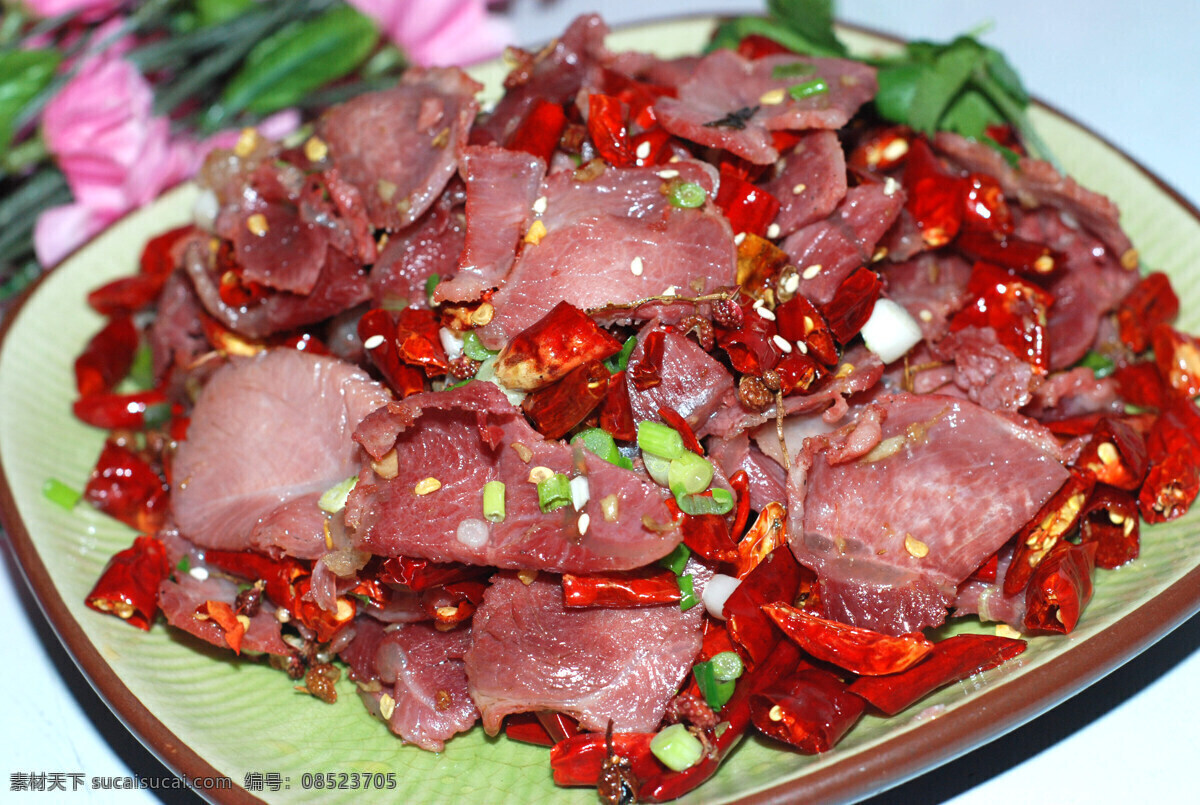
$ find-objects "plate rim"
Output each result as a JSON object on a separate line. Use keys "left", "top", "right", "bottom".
{"left": 2, "top": 14, "right": 1199, "bottom": 805}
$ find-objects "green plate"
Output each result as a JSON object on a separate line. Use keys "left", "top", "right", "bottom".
{"left": 2, "top": 17, "right": 1199, "bottom": 805}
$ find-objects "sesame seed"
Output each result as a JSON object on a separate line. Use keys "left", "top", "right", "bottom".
{"left": 904, "top": 534, "right": 929, "bottom": 558}
{"left": 755, "top": 306, "right": 777, "bottom": 321}
{"left": 796, "top": 340, "right": 808, "bottom": 354}
{"left": 834, "top": 363, "right": 855, "bottom": 378}
{"left": 766, "top": 223, "right": 781, "bottom": 239}
{"left": 792, "top": 183, "right": 807, "bottom": 195}
{"left": 871, "top": 246, "right": 889, "bottom": 262}
{"left": 335, "top": 598, "right": 354, "bottom": 620}
{"left": 630, "top": 256, "right": 644, "bottom": 276}
{"left": 532, "top": 195, "right": 548, "bottom": 214}
{"left": 1033, "top": 253, "right": 1055, "bottom": 273}
{"left": 1097, "top": 442, "right": 1120, "bottom": 465}
{"left": 363, "top": 334, "right": 385, "bottom": 349}
{"left": 769, "top": 704, "right": 784, "bottom": 721}
{"left": 188, "top": 566, "right": 209, "bottom": 581}
{"left": 578, "top": 513, "right": 591, "bottom": 535}
{"left": 881, "top": 138, "right": 910, "bottom": 163}
{"left": 524, "top": 219, "right": 547, "bottom": 245}
{"left": 734, "top": 232, "right": 746, "bottom": 245}
{"left": 636, "top": 140, "right": 652, "bottom": 160}
{"left": 528, "top": 465, "right": 554, "bottom": 483}
{"left": 303, "top": 136, "right": 328, "bottom": 163}
{"left": 752, "top": 298, "right": 765, "bottom": 308}
{"left": 801, "top": 264, "right": 822, "bottom": 280}
{"left": 759, "top": 88, "right": 786, "bottom": 105}
{"left": 782, "top": 273, "right": 800, "bottom": 294}
{"left": 772, "top": 335, "right": 792, "bottom": 353}
{"left": 600, "top": 494, "right": 619, "bottom": 522}
{"left": 657, "top": 169, "right": 680, "bottom": 179}
{"left": 512, "top": 443, "right": 533, "bottom": 463}
{"left": 663, "top": 285, "right": 678, "bottom": 297}
{"left": 802, "top": 316, "right": 814, "bottom": 334}
{"left": 918, "top": 309, "right": 933, "bottom": 323}
{"left": 233, "top": 127, "right": 260, "bottom": 158}
{"left": 414, "top": 477, "right": 442, "bottom": 495}
{"left": 883, "top": 176, "right": 900, "bottom": 196}
{"left": 377, "top": 178, "right": 397, "bottom": 202}
{"left": 246, "top": 213, "right": 268, "bottom": 236}
{"left": 379, "top": 693, "right": 396, "bottom": 720}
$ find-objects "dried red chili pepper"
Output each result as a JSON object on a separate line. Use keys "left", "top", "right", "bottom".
{"left": 956, "top": 229, "right": 1059, "bottom": 277}
{"left": 961, "top": 172, "right": 1013, "bottom": 234}
{"left": 848, "top": 126, "right": 911, "bottom": 173}
{"left": 1138, "top": 396, "right": 1200, "bottom": 523}
{"left": 714, "top": 296, "right": 781, "bottom": 376}
{"left": 763, "top": 602, "right": 934, "bottom": 676}
{"left": 775, "top": 293, "right": 838, "bottom": 366}
{"left": 278, "top": 331, "right": 329, "bottom": 355}
{"left": 774, "top": 352, "right": 824, "bottom": 395}
{"left": 376, "top": 555, "right": 487, "bottom": 592}
{"left": 750, "top": 666, "right": 865, "bottom": 753}
{"left": 1003, "top": 471, "right": 1094, "bottom": 596}
{"left": 562, "top": 568, "right": 683, "bottom": 608}
{"left": 736, "top": 33, "right": 795, "bottom": 59}
{"left": 200, "top": 313, "right": 265, "bottom": 357}
{"left": 729, "top": 470, "right": 752, "bottom": 541}
{"left": 665, "top": 498, "right": 738, "bottom": 564}
{"left": 73, "top": 388, "right": 168, "bottom": 430}
{"left": 735, "top": 501, "right": 787, "bottom": 580}
{"left": 1111, "top": 361, "right": 1171, "bottom": 412}
{"left": 538, "top": 711, "right": 581, "bottom": 745}
{"left": 291, "top": 576, "right": 356, "bottom": 641}
{"left": 600, "top": 67, "right": 676, "bottom": 129}
{"left": 714, "top": 168, "right": 781, "bottom": 237}
{"left": 85, "top": 535, "right": 169, "bottom": 630}
{"left": 505, "top": 712, "right": 558, "bottom": 747}
{"left": 848, "top": 634, "right": 1027, "bottom": 716}
{"left": 587, "top": 93, "right": 633, "bottom": 168}
{"left": 1024, "top": 541, "right": 1096, "bottom": 634}
{"left": 635, "top": 640, "right": 804, "bottom": 802}
{"left": 550, "top": 731, "right": 661, "bottom": 788}
{"left": 393, "top": 307, "right": 450, "bottom": 376}
{"left": 201, "top": 599, "right": 247, "bottom": 654}
{"left": 75, "top": 315, "right": 139, "bottom": 398}
{"left": 724, "top": 543, "right": 806, "bottom": 664}
{"left": 1072, "top": 417, "right": 1148, "bottom": 491}
{"left": 903, "top": 137, "right": 963, "bottom": 248}
{"left": 629, "top": 329, "right": 666, "bottom": 392}
{"left": 821, "top": 266, "right": 882, "bottom": 344}
{"left": 357, "top": 308, "right": 425, "bottom": 398}
{"left": 657, "top": 406, "right": 703, "bottom": 456}
{"left": 422, "top": 579, "right": 487, "bottom": 628}
{"left": 83, "top": 440, "right": 168, "bottom": 533}
{"left": 1079, "top": 485, "right": 1140, "bottom": 569}
{"left": 87, "top": 224, "right": 195, "bottom": 316}
{"left": 494, "top": 301, "right": 623, "bottom": 391}
{"left": 631, "top": 127, "right": 672, "bottom": 166}
{"left": 735, "top": 234, "right": 788, "bottom": 295}
{"left": 598, "top": 370, "right": 637, "bottom": 441}
{"left": 1115, "top": 271, "right": 1179, "bottom": 353}
{"left": 522, "top": 360, "right": 610, "bottom": 439}
{"left": 969, "top": 552, "right": 999, "bottom": 584}
{"left": 507, "top": 97, "right": 568, "bottom": 164}
{"left": 949, "top": 261, "right": 1054, "bottom": 374}
{"left": 1151, "top": 323, "right": 1200, "bottom": 398}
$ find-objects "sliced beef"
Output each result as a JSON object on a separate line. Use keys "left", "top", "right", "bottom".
{"left": 1023, "top": 367, "right": 1123, "bottom": 422}
{"left": 784, "top": 183, "right": 905, "bottom": 305}
{"left": 625, "top": 324, "right": 735, "bottom": 433}
{"left": 762, "top": 130, "right": 847, "bottom": 236}
{"left": 171, "top": 350, "right": 391, "bottom": 552}
{"left": 931, "top": 326, "right": 1039, "bottom": 413}
{"left": 707, "top": 432, "right": 789, "bottom": 511}
{"left": 148, "top": 269, "right": 208, "bottom": 385}
{"left": 319, "top": 67, "right": 481, "bottom": 231}
{"left": 464, "top": 572, "right": 702, "bottom": 734}
{"left": 789, "top": 393, "right": 1067, "bottom": 634}
{"left": 880, "top": 252, "right": 973, "bottom": 343}
{"left": 158, "top": 572, "right": 290, "bottom": 655}
{"left": 435, "top": 146, "right": 546, "bottom": 303}
{"left": 345, "top": 381, "right": 681, "bottom": 572}
{"left": 369, "top": 187, "right": 466, "bottom": 311}
{"left": 654, "top": 50, "right": 876, "bottom": 165}
{"left": 341, "top": 617, "right": 478, "bottom": 751}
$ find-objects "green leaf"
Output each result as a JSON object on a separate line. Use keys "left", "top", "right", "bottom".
{"left": 907, "top": 39, "right": 983, "bottom": 133}
{"left": 940, "top": 88, "right": 1003, "bottom": 139}
{"left": 196, "top": 0, "right": 256, "bottom": 28}
{"left": 707, "top": 16, "right": 846, "bottom": 59}
{"left": 873, "top": 62, "right": 924, "bottom": 124}
{"left": 205, "top": 4, "right": 378, "bottom": 130}
{"left": 982, "top": 45, "right": 1029, "bottom": 106}
{"left": 0, "top": 49, "right": 61, "bottom": 153}
{"left": 766, "top": 0, "right": 846, "bottom": 57}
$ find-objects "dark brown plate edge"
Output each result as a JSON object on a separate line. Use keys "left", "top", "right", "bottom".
{"left": 0, "top": 13, "right": 1197, "bottom": 805}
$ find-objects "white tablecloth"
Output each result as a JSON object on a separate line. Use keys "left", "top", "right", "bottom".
{"left": 3, "top": 1, "right": 1196, "bottom": 802}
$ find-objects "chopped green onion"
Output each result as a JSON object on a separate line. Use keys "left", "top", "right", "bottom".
{"left": 571, "top": 428, "right": 623, "bottom": 466}
{"left": 692, "top": 660, "right": 736, "bottom": 710}
{"left": 771, "top": 62, "right": 816, "bottom": 79}
{"left": 424, "top": 272, "right": 441, "bottom": 305}
{"left": 318, "top": 476, "right": 358, "bottom": 513}
{"left": 649, "top": 723, "right": 704, "bottom": 772}
{"left": 447, "top": 377, "right": 475, "bottom": 390}
{"left": 42, "top": 477, "right": 80, "bottom": 511}
{"left": 605, "top": 336, "right": 637, "bottom": 374}
{"left": 642, "top": 451, "right": 672, "bottom": 487}
{"left": 615, "top": 454, "right": 634, "bottom": 471}
{"left": 668, "top": 452, "right": 715, "bottom": 499}
{"left": 677, "top": 573, "right": 698, "bottom": 611}
{"left": 463, "top": 331, "right": 498, "bottom": 362}
{"left": 536, "top": 473, "right": 572, "bottom": 512}
{"left": 788, "top": 78, "right": 829, "bottom": 100}
{"left": 482, "top": 480, "right": 506, "bottom": 522}
{"left": 658, "top": 543, "right": 692, "bottom": 576}
{"left": 676, "top": 487, "right": 734, "bottom": 516}
{"left": 1078, "top": 350, "right": 1115, "bottom": 378}
{"left": 126, "top": 342, "right": 155, "bottom": 391}
{"left": 143, "top": 401, "right": 173, "bottom": 430}
{"left": 710, "top": 651, "right": 744, "bottom": 682}
{"left": 637, "top": 421, "right": 685, "bottom": 460}
{"left": 176, "top": 556, "right": 190, "bottom": 574}
{"left": 668, "top": 181, "right": 706, "bottom": 209}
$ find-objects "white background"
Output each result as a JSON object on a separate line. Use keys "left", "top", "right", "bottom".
{"left": 2, "top": 1, "right": 1197, "bottom": 803}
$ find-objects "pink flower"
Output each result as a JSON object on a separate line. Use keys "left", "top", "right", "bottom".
{"left": 34, "top": 55, "right": 195, "bottom": 266}
{"left": 347, "top": 0, "right": 511, "bottom": 67}
{"left": 22, "top": 0, "right": 128, "bottom": 23}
